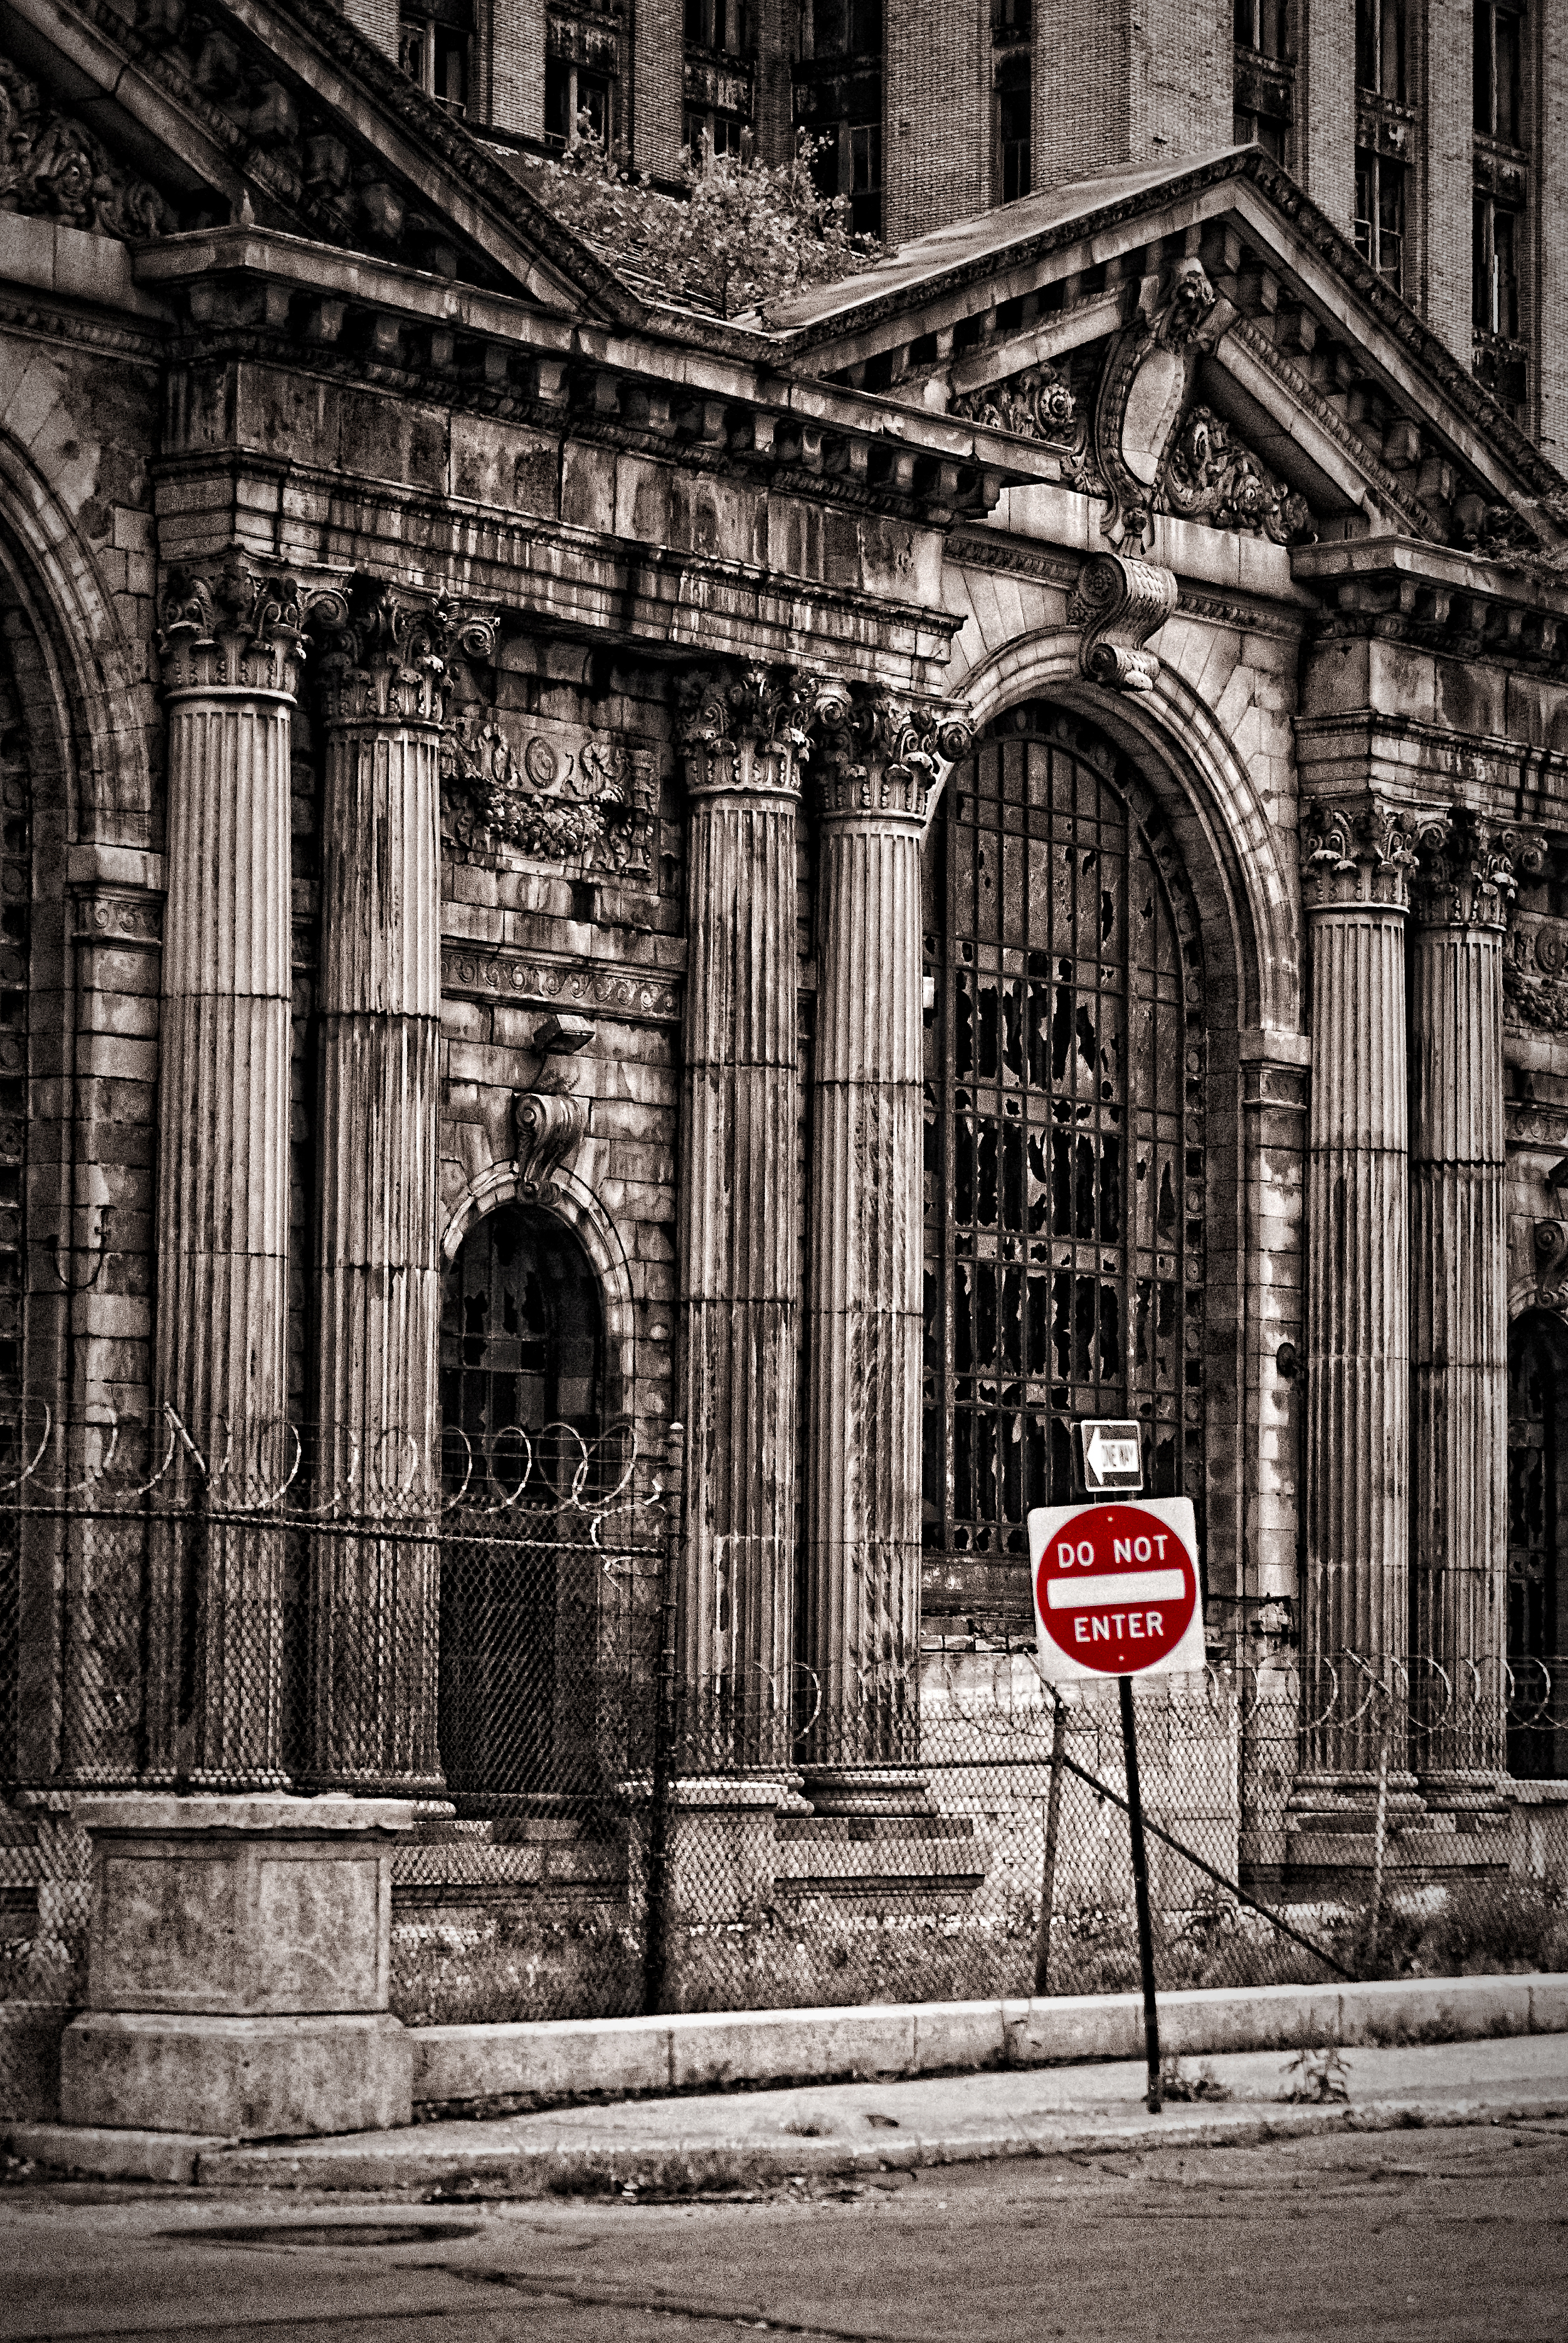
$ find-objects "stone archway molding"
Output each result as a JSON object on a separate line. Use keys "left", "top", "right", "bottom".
{"left": 951, "top": 627, "right": 1300, "bottom": 1038}
{"left": 439, "top": 1160, "right": 637, "bottom": 1423}
{"left": 0, "top": 429, "right": 152, "bottom": 842}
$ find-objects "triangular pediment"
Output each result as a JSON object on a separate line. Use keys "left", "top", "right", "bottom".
{"left": 767, "top": 149, "right": 1567, "bottom": 561}
{"left": 2, "top": 0, "right": 630, "bottom": 318}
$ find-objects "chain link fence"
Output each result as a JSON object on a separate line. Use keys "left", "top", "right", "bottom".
{"left": 2, "top": 1413, "right": 1567, "bottom": 2114}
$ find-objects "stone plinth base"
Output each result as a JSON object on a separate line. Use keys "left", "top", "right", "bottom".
{"left": 797, "top": 1768, "right": 932, "bottom": 1817}
{"left": 60, "top": 2009, "right": 413, "bottom": 2138}
{"left": 59, "top": 1791, "right": 418, "bottom": 2140}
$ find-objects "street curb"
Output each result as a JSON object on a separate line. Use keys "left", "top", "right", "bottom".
{"left": 410, "top": 1975, "right": 1568, "bottom": 2116}
{"left": 192, "top": 2091, "right": 1568, "bottom": 2197}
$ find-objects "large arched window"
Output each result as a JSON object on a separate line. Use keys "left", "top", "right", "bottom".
{"left": 1507, "top": 1309, "right": 1568, "bottom": 1780}
{"left": 438, "top": 1204, "right": 605, "bottom": 1798}
{"left": 921, "top": 703, "right": 1206, "bottom": 1635}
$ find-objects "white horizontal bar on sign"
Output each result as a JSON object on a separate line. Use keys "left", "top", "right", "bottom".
{"left": 1045, "top": 1568, "right": 1187, "bottom": 1611}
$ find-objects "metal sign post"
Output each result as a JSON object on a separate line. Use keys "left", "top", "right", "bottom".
{"left": 1030, "top": 1427, "right": 1200, "bottom": 2120}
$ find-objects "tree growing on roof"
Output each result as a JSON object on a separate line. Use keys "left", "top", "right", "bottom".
{"left": 517, "top": 125, "right": 881, "bottom": 324}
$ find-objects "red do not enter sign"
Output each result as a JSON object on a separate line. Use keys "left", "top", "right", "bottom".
{"left": 1028, "top": 1497, "right": 1204, "bottom": 1681}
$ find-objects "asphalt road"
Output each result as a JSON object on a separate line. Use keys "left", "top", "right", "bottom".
{"left": 4, "top": 2121, "right": 1567, "bottom": 2343}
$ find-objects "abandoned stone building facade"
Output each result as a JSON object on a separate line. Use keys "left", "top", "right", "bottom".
{"left": 6, "top": 0, "right": 1568, "bottom": 1984}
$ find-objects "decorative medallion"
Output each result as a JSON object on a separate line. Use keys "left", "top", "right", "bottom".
{"left": 951, "top": 364, "right": 1076, "bottom": 444}
{"left": 0, "top": 60, "right": 172, "bottom": 240}
{"left": 1162, "top": 406, "right": 1312, "bottom": 545}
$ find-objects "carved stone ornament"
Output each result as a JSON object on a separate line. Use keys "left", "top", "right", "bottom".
{"left": 808, "top": 683, "right": 974, "bottom": 823}
{"left": 1162, "top": 406, "right": 1313, "bottom": 546}
{"left": 1505, "top": 913, "right": 1568, "bottom": 1031}
{"left": 1300, "top": 797, "right": 1419, "bottom": 913}
{"left": 309, "top": 585, "right": 494, "bottom": 728}
{"left": 0, "top": 60, "right": 172, "bottom": 239}
{"left": 1536, "top": 1220, "right": 1568, "bottom": 1312}
{"left": 512, "top": 1068, "right": 586, "bottom": 1199}
{"left": 951, "top": 363, "right": 1077, "bottom": 444}
{"left": 1067, "top": 552, "right": 1178, "bottom": 694}
{"left": 1412, "top": 808, "right": 1540, "bottom": 931}
{"left": 157, "top": 562, "right": 310, "bottom": 696}
{"left": 675, "top": 665, "right": 818, "bottom": 799}
{"left": 1092, "top": 258, "right": 1231, "bottom": 545}
{"left": 443, "top": 715, "right": 658, "bottom": 876}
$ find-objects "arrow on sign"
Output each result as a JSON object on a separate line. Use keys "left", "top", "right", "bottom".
{"left": 1081, "top": 1420, "right": 1143, "bottom": 1490}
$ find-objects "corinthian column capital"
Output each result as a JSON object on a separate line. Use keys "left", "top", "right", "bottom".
{"left": 808, "top": 683, "right": 974, "bottom": 826}
{"left": 675, "top": 662, "right": 818, "bottom": 799}
{"left": 1411, "top": 807, "right": 1543, "bottom": 930}
{"left": 156, "top": 560, "right": 308, "bottom": 698}
{"left": 1301, "top": 794, "right": 1419, "bottom": 913}
{"left": 310, "top": 582, "right": 494, "bottom": 728}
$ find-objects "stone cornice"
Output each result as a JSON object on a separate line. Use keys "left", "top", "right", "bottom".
{"left": 0, "top": 291, "right": 166, "bottom": 362}
{"left": 1225, "top": 315, "right": 1435, "bottom": 540}
{"left": 1295, "top": 537, "right": 1568, "bottom": 676}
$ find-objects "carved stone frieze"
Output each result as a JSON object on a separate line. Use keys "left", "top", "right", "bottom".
{"left": 0, "top": 60, "right": 172, "bottom": 239}
{"left": 1161, "top": 405, "right": 1313, "bottom": 545}
{"left": 157, "top": 562, "right": 310, "bottom": 696}
{"left": 950, "top": 363, "right": 1076, "bottom": 444}
{"left": 809, "top": 684, "right": 973, "bottom": 822}
{"left": 440, "top": 948, "right": 681, "bottom": 1023}
{"left": 512, "top": 1070, "right": 587, "bottom": 1199}
{"left": 442, "top": 716, "right": 658, "bottom": 877}
{"left": 1301, "top": 797, "right": 1419, "bottom": 911}
{"left": 1067, "top": 551, "right": 1178, "bottom": 693}
{"left": 676, "top": 664, "right": 818, "bottom": 799}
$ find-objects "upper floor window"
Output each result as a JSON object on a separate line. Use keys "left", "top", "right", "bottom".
{"left": 1356, "top": 0, "right": 1407, "bottom": 101}
{"left": 1474, "top": 192, "right": 1522, "bottom": 337}
{"left": 1234, "top": 106, "right": 1286, "bottom": 160}
{"left": 685, "top": 108, "right": 751, "bottom": 161}
{"left": 1234, "top": 0, "right": 1286, "bottom": 58}
{"left": 1475, "top": 0, "right": 1525, "bottom": 146}
{"left": 813, "top": 0, "right": 883, "bottom": 56}
{"left": 997, "top": 58, "right": 1030, "bottom": 202}
{"left": 993, "top": 0, "right": 1032, "bottom": 33}
{"left": 545, "top": 57, "right": 612, "bottom": 148}
{"left": 1355, "top": 147, "right": 1406, "bottom": 291}
{"left": 399, "top": 2, "right": 471, "bottom": 115}
{"left": 685, "top": 0, "right": 752, "bottom": 53}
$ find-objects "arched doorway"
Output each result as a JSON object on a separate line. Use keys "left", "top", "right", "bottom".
{"left": 1507, "top": 1309, "right": 1568, "bottom": 1780}
{"left": 437, "top": 1203, "right": 605, "bottom": 1798}
{"left": 920, "top": 702, "right": 1207, "bottom": 1635}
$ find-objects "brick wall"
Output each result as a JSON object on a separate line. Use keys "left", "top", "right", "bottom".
{"left": 882, "top": 0, "right": 988, "bottom": 246}
{"left": 339, "top": 0, "right": 400, "bottom": 70}
{"left": 1421, "top": 0, "right": 1474, "bottom": 370}
{"left": 1535, "top": 0, "right": 1568, "bottom": 465}
{"left": 1034, "top": 0, "right": 1131, "bottom": 189}
{"left": 490, "top": 0, "right": 548, "bottom": 141}
{"left": 753, "top": 0, "right": 797, "bottom": 167}
{"left": 1298, "top": 0, "right": 1355, "bottom": 233}
{"left": 634, "top": 0, "right": 686, "bottom": 178}
{"left": 1129, "top": 0, "right": 1233, "bottom": 166}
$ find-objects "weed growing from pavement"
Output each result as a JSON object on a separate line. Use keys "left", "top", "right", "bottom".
{"left": 1281, "top": 2043, "right": 1352, "bottom": 2103}
{"left": 1158, "top": 2055, "right": 1232, "bottom": 2102}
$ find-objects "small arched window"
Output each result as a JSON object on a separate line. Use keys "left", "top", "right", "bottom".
{"left": 440, "top": 1202, "right": 603, "bottom": 1492}
{"left": 438, "top": 1205, "right": 605, "bottom": 1798}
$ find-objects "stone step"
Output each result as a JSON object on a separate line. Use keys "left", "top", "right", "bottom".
{"left": 393, "top": 1841, "right": 625, "bottom": 1890}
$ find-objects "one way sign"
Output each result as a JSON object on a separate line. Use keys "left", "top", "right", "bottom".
{"left": 1080, "top": 1420, "right": 1143, "bottom": 1493}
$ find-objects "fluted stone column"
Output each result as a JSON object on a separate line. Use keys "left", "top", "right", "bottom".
{"left": 150, "top": 565, "right": 302, "bottom": 1789}
{"left": 1409, "top": 813, "right": 1520, "bottom": 1793}
{"left": 802, "top": 689, "right": 970, "bottom": 1812}
{"left": 1298, "top": 798, "right": 1419, "bottom": 1797}
{"left": 675, "top": 667, "right": 813, "bottom": 1775}
{"left": 306, "top": 590, "right": 450, "bottom": 1794}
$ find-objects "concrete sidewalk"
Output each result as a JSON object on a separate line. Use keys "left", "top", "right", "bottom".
{"left": 12, "top": 2024, "right": 1568, "bottom": 2197}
